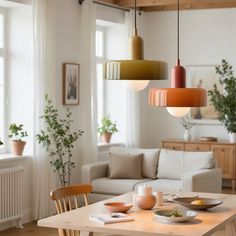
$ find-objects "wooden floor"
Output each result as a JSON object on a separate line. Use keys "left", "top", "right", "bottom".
{"left": 0, "top": 188, "right": 234, "bottom": 236}
{"left": 0, "top": 222, "right": 57, "bottom": 236}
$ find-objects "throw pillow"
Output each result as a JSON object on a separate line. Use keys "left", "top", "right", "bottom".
{"left": 109, "top": 153, "right": 143, "bottom": 179}
{"left": 157, "top": 149, "right": 215, "bottom": 180}
{"left": 109, "top": 147, "right": 160, "bottom": 179}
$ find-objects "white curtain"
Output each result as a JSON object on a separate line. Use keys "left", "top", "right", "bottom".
{"left": 32, "top": 0, "right": 56, "bottom": 219}
{"left": 124, "top": 10, "right": 142, "bottom": 147}
{"left": 79, "top": 1, "right": 98, "bottom": 165}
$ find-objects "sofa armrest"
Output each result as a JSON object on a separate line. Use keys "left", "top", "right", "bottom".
{"left": 181, "top": 168, "right": 222, "bottom": 193}
{"left": 81, "top": 161, "right": 109, "bottom": 183}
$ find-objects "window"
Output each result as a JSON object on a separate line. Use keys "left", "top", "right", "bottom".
{"left": 95, "top": 20, "right": 127, "bottom": 143}
{"left": 0, "top": 8, "right": 6, "bottom": 152}
{"left": 96, "top": 26, "right": 106, "bottom": 125}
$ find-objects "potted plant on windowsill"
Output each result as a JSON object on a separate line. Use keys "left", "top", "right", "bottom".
{"left": 98, "top": 115, "right": 118, "bottom": 143}
{"left": 8, "top": 123, "right": 28, "bottom": 156}
{"left": 208, "top": 59, "right": 236, "bottom": 143}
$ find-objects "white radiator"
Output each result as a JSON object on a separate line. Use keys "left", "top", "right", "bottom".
{"left": 0, "top": 166, "right": 24, "bottom": 227}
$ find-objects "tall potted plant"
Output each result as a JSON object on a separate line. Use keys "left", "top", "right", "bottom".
{"left": 36, "top": 95, "right": 84, "bottom": 187}
{"left": 8, "top": 124, "right": 28, "bottom": 155}
{"left": 97, "top": 115, "right": 118, "bottom": 143}
{"left": 208, "top": 59, "right": 236, "bottom": 142}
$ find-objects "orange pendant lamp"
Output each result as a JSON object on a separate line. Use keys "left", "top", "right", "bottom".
{"left": 104, "top": 0, "right": 167, "bottom": 92}
{"left": 149, "top": 0, "right": 207, "bottom": 117}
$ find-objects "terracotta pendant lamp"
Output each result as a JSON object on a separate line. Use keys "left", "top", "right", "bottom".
{"left": 149, "top": 0, "right": 207, "bottom": 117}
{"left": 104, "top": 0, "right": 167, "bottom": 92}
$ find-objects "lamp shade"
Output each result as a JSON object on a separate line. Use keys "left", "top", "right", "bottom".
{"left": 149, "top": 88, "right": 207, "bottom": 107}
{"left": 105, "top": 60, "right": 167, "bottom": 81}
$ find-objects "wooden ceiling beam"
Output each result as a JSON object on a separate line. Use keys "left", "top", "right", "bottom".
{"left": 113, "top": 0, "right": 236, "bottom": 11}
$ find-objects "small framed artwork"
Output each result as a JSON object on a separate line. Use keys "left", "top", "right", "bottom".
{"left": 186, "top": 65, "right": 223, "bottom": 124}
{"left": 63, "top": 63, "right": 80, "bottom": 105}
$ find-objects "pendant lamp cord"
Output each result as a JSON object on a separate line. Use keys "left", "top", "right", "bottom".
{"left": 177, "top": 0, "right": 180, "bottom": 65}
{"left": 134, "top": 0, "right": 137, "bottom": 35}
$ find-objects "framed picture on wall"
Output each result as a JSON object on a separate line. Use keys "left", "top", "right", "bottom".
{"left": 186, "top": 65, "right": 223, "bottom": 124}
{"left": 63, "top": 63, "right": 80, "bottom": 105}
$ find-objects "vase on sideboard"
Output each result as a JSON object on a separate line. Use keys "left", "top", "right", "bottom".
{"left": 184, "top": 129, "right": 191, "bottom": 141}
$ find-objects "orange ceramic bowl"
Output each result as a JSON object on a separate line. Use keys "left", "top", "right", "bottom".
{"left": 104, "top": 202, "right": 133, "bottom": 213}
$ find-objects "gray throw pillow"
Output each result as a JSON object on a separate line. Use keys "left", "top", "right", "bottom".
{"left": 109, "top": 153, "right": 143, "bottom": 179}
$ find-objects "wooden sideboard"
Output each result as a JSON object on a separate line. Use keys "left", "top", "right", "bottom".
{"left": 162, "top": 139, "right": 236, "bottom": 191}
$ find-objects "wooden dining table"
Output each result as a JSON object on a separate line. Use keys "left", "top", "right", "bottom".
{"left": 38, "top": 192, "right": 236, "bottom": 236}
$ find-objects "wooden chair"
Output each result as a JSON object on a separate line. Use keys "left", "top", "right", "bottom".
{"left": 50, "top": 184, "right": 93, "bottom": 236}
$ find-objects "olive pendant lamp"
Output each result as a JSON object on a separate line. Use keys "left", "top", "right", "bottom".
{"left": 104, "top": 0, "right": 167, "bottom": 92}
{"left": 149, "top": 0, "right": 207, "bottom": 117}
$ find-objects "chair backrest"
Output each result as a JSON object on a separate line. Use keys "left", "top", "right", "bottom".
{"left": 50, "top": 184, "right": 92, "bottom": 236}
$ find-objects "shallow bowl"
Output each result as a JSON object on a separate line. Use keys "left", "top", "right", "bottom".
{"left": 154, "top": 209, "right": 197, "bottom": 223}
{"left": 173, "top": 197, "right": 223, "bottom": 210}
{"left": 104, "top": 202, "right": 133, "bottom": 213}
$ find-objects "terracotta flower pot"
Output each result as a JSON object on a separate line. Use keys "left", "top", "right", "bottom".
{"left": 11, "top": 140, "right": 26, "bottom": 156}
{"left": 101, "top": 132, "right": 112, "bottom": 143}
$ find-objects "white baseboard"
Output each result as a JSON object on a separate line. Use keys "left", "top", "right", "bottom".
{"left": 0, "top": 208, "right": 33, "bottom": 231}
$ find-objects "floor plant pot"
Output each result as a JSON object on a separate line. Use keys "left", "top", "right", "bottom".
{"left": 101, "top": 132, "right": 112, "bottom": 143}
{"left": 11, "top": 140, "right": 26, "bottom": 156}
{"left": 229, "top": 133, "right": 236, "bottom": 143}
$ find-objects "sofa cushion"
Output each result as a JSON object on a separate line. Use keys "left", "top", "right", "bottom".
{"left": 92, "top": 178, "right": 151, "bottom": 195}
{"left": 109, "top": 153, "right": 143, "bottom": 179}
{"left": 135, "top": 179, "right": 182, "bottom": 193}
{"left": 157, "top": 149, "right": 215, "bottom": 180}
{"left": 110, "top": 147, "right": 160, "bottom": 179}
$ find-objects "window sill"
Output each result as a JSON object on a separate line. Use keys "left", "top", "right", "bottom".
{"left": 98, "top": 142, "right": 125, "bottom": 152}
{"left": 98, "top": 142, "right": 125, "bottom": 148}
{"left": 0, "top": 154, "right": 32, "bottom": 163}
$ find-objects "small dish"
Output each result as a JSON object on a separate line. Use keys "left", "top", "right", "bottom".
{"left": 154, "top": 209, "right": 197, "bottom": 223}
{"left": 173, "top": 197, "right": 223, "bottom": 210}
{"left": 104, "top": 202, "right": 133, "bottom": 213}
{"left": 200, "top": 136, "right": 218, "bottom": 142}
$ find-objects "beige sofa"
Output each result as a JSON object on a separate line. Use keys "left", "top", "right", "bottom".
{"left": 81, "top": 147, "right": 222, "bottom": 202}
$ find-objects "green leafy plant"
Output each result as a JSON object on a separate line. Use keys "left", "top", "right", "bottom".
{"left": 97, "top": 115, "right": 118, "bottom": 135}
{"left": 8, "top": 124, "right": 28, "bottom": 141}
{"left": 36, "top": 95, "right": 84, "bottom": 187}
{"left": 179, "top": 116, "right": 196, "bottom": 130}
{"left": 208, "top": 59, "right": 236, "bottom": 133}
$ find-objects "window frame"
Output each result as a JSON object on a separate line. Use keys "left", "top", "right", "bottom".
{"left": 0, "top": 7, "right": 7, "bottom": 154}
{"left": 96, "top": 25, "right": 107, "bottom": 125}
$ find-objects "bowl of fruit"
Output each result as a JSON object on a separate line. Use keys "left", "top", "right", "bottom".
{"left": 173, "top": 197, "right": 223, "bottom": 210}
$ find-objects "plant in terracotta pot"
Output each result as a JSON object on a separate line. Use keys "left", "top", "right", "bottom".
{"left": 97, "top": 115, "right": 118, "bottom": 143}
{"left": 179, "top": 116, "right": 196, "bottom": 141}
{"left": 208, "top": 59, "right": 236, "bottom": 143}
{"left": 8, "top": 123, "right": 28, "bottom": 155}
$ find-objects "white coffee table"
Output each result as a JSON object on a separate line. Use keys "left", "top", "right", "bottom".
{"left": 38, "top": 192, "right": 236, "bottom": 236}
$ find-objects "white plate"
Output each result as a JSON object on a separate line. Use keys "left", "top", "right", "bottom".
{"left": 154, "top": 209, "right": 197, "bottom": 223}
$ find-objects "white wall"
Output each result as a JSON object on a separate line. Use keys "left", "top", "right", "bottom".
{"left": 54, "top": 0, "right": 83, "bottom": 185}
{"left": 7, "top": 6, "right": 33, "bottom": 154}
{"left": 140, "top": 8, "right": 236, "bottom": 148}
